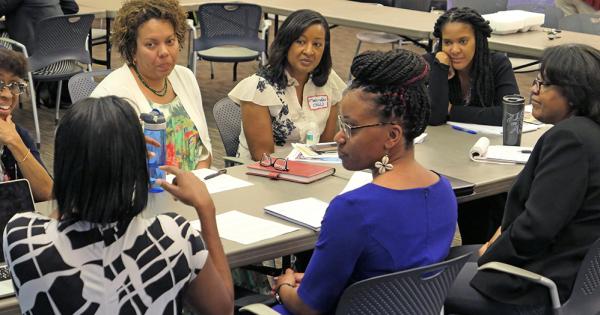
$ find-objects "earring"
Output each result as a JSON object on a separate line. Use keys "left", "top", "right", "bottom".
{"left": 375, "top": 154, "right": 394, "bottom": 175}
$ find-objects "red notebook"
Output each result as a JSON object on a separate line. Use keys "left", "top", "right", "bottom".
{"left": 246, "top": 160, "right": 336, "bottom": 184}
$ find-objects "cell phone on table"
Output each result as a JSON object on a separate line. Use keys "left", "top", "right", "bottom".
{"left": 309, "top": 142, "right": 337, "bottom": 153}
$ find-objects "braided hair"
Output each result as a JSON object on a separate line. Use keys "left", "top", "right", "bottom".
{"left": 433, "top": 7, "right": 494, "bottom": 108}
{"left": 349, "top": 50, "right": 430, "bottom": 147}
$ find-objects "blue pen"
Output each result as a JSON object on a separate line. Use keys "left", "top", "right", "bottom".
{"left": 451, "top": 125, "right": 477, "bottom": 134}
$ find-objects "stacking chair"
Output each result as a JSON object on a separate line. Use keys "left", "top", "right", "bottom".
{"left": 67, "top": 69, "right": 112, "bottom": 103}
{"left": 239, "top": 253, "right": 472, "bottom": 315}
{"left": 450, "top": 0, "right": 508, "bottom": 14}
{"left": 559, "top": 13, "right": 600, "bottom": 35}
{"left": 0, "top": 38, "right": 41, "bottom": 148}
{"left": 479, "top": 237, "right": 600, "bottom": 315}
{"left": 29, "top": 14, "right": 94, "bottom": 124}
{"left": 350, "top": 0, "right": 432, "bottom": 80}
{"left": 191, "top": 3, "right": 270, "bottom": 81}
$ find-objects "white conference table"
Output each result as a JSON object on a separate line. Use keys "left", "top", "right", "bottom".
{"left": 0, "top": 124, "right": 548, "bottom": 313}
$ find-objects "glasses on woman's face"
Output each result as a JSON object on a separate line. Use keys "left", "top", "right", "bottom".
{"left": 260, "top": 153, "right": 289, "bottom": 171}
{"left": 0, "top": 80, "right": 27, "bottom": 96}
{"left": 531, "top": 77, "right": 552, "bottom": 95}
{"left": 337, "top": 115, "right": 396, "bottom": 140}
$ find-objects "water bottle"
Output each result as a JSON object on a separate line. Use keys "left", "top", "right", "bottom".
{"left": 502, "top": 94, "right": 525, "bottom": 146}
{"left": 305, "top": 122, "right": 319, "bottom": 146}
{"left": 141, "top": 109, "right": 166, "bottom": 193}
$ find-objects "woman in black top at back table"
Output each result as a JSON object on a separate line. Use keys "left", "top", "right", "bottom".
{"left": 424, "top": 7, "right": 519, "bottom": 126}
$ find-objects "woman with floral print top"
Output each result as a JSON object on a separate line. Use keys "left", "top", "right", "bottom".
{"left": 229, "top": 9, "right": 346, "bottom": 161}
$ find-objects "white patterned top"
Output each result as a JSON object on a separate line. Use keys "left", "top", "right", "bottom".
{"left": 229, "top": 70, "right": 346, "bottom": 160}
{"left": 3, "top": 212, "right": 208, "bottom": 314}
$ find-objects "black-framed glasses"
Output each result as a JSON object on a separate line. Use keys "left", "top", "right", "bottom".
{"left": 531, "top": 77, "right": 552, "bottom": 94}
{"left": 260, "top": 153, "right": 289, "bottom": 171}
{"left": 337, "top": 115, "right": 396, "bottom": 139}
{"left": 0, "top": 80, "right": 27, "bottom": 95}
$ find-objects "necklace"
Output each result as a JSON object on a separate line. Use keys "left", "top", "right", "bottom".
{"left": 133, "top": 65, "right": 168, "bottom": 97}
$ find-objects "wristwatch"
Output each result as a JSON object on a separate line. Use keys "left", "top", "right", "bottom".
{"left": 274, "top": 283, "right": 294, "bottom": 304}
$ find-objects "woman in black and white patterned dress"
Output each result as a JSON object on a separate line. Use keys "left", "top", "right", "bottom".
{"left": 2, "top": 96, "right": 233, "bottom": 314}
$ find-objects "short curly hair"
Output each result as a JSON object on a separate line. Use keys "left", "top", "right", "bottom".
{"left": 0, "top": 48, "right": 28, "bottom": 79}
{"left": 112, "top": 0, "right": 187, "bottom": 65}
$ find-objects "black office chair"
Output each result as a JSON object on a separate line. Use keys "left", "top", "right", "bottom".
{"left": 29, "top": 14, "right": 94, "bottom": 124}
{"left": 239, "top": 253, "right": 472, "bottom": 315}
{"left": 67, "top": 69, "right": 112, "bottom": 103}
{"left": 479, "top": 237, "right": 600, "bottom": 315}
{"left": 191, "top": 3, "right": 269, "bottom": 81}
{"left": 213, "top": 97, "right": 242, "bottom": 166}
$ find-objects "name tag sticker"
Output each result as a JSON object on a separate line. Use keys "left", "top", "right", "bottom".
{"left": 307, "top": 95, "right": 329, "bottom": 110}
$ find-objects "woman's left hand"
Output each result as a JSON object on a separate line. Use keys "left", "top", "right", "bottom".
{"left": 0, "top": 115, "right": 20, "bottom": 146}
{"left": 273, "top": 268, "right": 297, "bottom": 292}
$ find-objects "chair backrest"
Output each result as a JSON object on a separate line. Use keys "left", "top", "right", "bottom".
{"left": 68, "top": 69, "right": 112, "bottom": 103}
{"left": 29, "top": 14, "right": 94, "bottom": 72}
{"left": 559, "top": 14, "right": 600, "bottom": 35}
{"left": 560, "top": 238, "right": 600, "bottom": 314}
{"left": 335, "top": 253, "right": 471, "bottom": 315}
{"left": 543, "top": 6, "right": 565, "bottom": 28}
{"left": 393, "top": 0, "right": 433, "bottom": 12}
{"left": 213, "top": 97, "right": 241, "bottom": 157}
{"left": 195, "top": 3, "right": 264, "bottom": 52}
{"left": 451, "top": 0, "right": 508, "bottom": 14}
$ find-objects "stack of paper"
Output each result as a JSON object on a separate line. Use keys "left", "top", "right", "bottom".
{"left": 470, "top": 137, "right": 532, "bottom": 164}
{"left": 339, "top": 171, "right": 372, "bottom": 195}
{"left": 189, "top": 210, "right": 298, "bottom": 244}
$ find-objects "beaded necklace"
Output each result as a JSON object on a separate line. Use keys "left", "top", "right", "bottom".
{"left": 133, "top": 65, "right": 168, "bottom": 97}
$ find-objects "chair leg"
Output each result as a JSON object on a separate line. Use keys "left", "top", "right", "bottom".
{"left": 210, "top": 61, "right": 215, "bottom": 79}
{"left": 55, "top": 80, "right": 62, "bottom": 125}
{"left": 233, "top": 62, "right": 238, "bottom": 81}
{"left": 27, "top": 73, "right": 41, "bottom": 148}
{"left": 349, "top": 40, "right": 363, "bottom": 81}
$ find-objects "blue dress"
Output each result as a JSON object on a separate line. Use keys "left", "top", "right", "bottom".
{"left": 274, "top": 176, "right": 458, "bottom": 314}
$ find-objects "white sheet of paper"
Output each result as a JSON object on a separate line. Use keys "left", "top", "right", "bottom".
{"left": 340, "top": 171, "right": 373, "bottom": 195}
{"left": 189, "top": 210, "right": 299, "bottom": 245}
{"left": 447, "top": 121, "right": 540, "bottom": 135}
{"left": 165, "top": 169, "right": 253, "bottom": 194}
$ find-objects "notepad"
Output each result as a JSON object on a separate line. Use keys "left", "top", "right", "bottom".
{"left": 264, "top": 197, "right": 329, "bottom": 231}
{"left": 189, "top": 211, "right": 299, "bottom": 245}
{"left": 470, "top": 137, "right": 532, "bottom": 164}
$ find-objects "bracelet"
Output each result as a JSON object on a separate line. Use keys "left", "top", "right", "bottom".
{"left": 274, "top": 283, "right": 294, "bottom": 304}
{"left": 18, "top": 150, "right": 30, "bottom": 163}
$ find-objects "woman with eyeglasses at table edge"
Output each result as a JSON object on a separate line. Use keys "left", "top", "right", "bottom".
{"left": 445, "top": 44, "right": 600, "bottom": 314}
{"left": 92, "top": 0, "right": 212, "bottom": 170}
{"left": 425, "top": 7, "right": 519, "bottom": 126}
{"left": 271, "top": 50, "right": 457, "bottom": 315}
{"left": 0, "top": 48, "right": 52, "bottom": 201}
{"left": 228, "top": 9, "right": 346, "bottom": 161}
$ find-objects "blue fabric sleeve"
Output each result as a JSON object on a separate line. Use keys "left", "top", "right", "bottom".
{"left": 296, "top": 195, "right": 368, "bottom": 313}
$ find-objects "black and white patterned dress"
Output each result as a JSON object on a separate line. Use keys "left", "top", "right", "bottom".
{"left": 3, "top": 212, "right": 207, "bottom": 314}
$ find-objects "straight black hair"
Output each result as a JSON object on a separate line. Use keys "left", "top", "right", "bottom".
{"left": 541, "top": 44, "right": 600, "bottom": 125}
{"left": 258, "top": 9, "right": 332, "bottom": 89}
{"left": 54, "top": 96, "right": 149, "bottom": 224}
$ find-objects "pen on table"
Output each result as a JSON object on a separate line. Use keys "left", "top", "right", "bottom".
{"left": 451, "top": 125, "right": 477, "bottom": 134}
{"left": 520, "top": 149, "right": 532, "bottom": 154}
{"left": 203, "top": 169, "right": 227, "bottom": 180}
